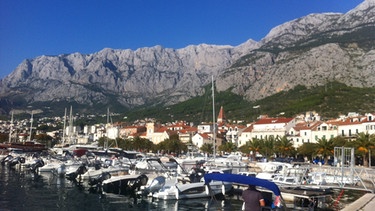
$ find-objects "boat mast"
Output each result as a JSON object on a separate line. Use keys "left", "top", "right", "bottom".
{"left": 68, "top": 106, "right": 74, "bottom": 144}
{"left": 28, "top": 111, "right": 34, "bottom": 142}
{"left": 212, "top": 76, "right": 216, "bottom": 160}
{"left": 62, "top": 108, "right": 67, "bottom": 145}
{"left": 8, "top": 111, "right": 14, "bottom": 143}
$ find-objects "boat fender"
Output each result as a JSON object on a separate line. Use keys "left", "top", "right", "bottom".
{"left": 205, "top": 184, "right": 211, "bottom": 196}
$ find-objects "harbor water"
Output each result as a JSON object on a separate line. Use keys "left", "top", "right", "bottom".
{"left": 0, "top": 165, "right": 243, "bottom": 211}
{"left": 0, "top": 165, "right": 366, "bottom": 211}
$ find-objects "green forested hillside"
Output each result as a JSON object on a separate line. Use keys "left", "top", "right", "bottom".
{"left": 125, "top": 82, "right": 375, "bottom": 124}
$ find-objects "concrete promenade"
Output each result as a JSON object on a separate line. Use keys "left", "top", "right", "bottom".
{"left": 341, "top": 193, "right": 375, "bottom": 211}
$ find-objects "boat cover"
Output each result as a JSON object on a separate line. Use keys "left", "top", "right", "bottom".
{"left": 204, "top": 173, "right": 281, "bottom": 196}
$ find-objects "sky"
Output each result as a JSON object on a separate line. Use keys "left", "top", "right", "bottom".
{"left": 0, "top": 0, "right": 365, "bottom": 79}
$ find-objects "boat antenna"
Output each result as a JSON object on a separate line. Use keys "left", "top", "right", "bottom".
{"left": 212, "top": 76, "right": 216, "bottom": 160}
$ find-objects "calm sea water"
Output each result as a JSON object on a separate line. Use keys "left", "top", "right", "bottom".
{"left": 0, "top": 165, "right": 243, "bottom": 211}
{"left": 0, "top": 164, "right": 367, "bottom": 211}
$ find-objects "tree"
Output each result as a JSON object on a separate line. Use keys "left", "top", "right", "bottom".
{"left": 261, "top": 136, "right": 276, "bottom": 158}
{"left": 248, "top": 138, "right": 262, "bottom": 153}
{"left": 0, "top": 133, "right": 9, "bottom": 143}
{"left": 354, "top": 132, "right": 375, "bottom": 167}
{"left": 200, "top": 143, "right": 213, "bottom": 155}
{"left": 297, "top": 143, "right": 317, "bottom": 162}
{"left": 315, "top": 137, "right": 334, "bottom": 165}
{"left": 332, "top": 136, "right": 347, "bottom": 147}
{"left": 98, "top": 137, "right": 117, "bottom": 149}
{"left": 34, "top": 134, "right": 53, "bottom": 147}
{"left": 132, "top": 136, "right": 155, "bottom": 152}
{"left": 218, "top": 141, "right": 237, "bottom": 154}
{"left": 155, "top": 135, "right": 187, "bottom": 155}
{"left": 275, "top": 136, "right": 294, "bottom": 158}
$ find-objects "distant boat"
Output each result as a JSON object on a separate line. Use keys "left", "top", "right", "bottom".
{"left": 0, "top": 112, "right": 47, "bottom": 153}
{"left": 0, "top": 142, "right": 47, "bottom": 152}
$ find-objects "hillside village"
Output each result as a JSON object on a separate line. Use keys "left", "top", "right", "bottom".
{"left": 1, "top": 107, "right": 375, "bottom": 155}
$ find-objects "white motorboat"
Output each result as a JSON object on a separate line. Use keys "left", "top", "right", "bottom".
{"left": 81, "top": 164, "right": 129, "bottom": 180}
{"left": 272, "top": 175, "right": 303, "bottom": 185}
{"left": 256, "top": 161, "right": 293, "bottom": 173}
{"left": 38, "top": 160, "right": 66, "bottom": 176}
{"left": 101, "top": 174, "right": 148, "bottom": 195}
{"left": 152, "top": 180, "right": 232, "bottom": 200}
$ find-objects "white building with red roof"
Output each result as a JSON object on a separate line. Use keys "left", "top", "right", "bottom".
{"left": 251, "top": 117, "right": 296, "bottom": 140}
{"left": 238, "top": 124, "right": 254, "bottom": 146}
{"left": 192, "top": 133, "right": 212, "bottom": 148}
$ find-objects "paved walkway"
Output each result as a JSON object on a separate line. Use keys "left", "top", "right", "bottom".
{"left": 341, "top": 193, "right": 375, "bottom": 211}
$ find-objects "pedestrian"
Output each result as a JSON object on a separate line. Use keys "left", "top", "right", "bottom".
{"left": 242, "top": 185, "right": 265, "bottom": 211}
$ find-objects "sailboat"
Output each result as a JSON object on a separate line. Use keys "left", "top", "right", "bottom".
{"left": 51, "top": 106, "right": 100, "bottom": 155}
{"left": 0, "top": 111, "right": 47, "bottom": 152}
{"left": 147, "top": 77, "right": 233, "bottom": 200}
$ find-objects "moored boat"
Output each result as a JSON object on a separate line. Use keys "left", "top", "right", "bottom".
{"left": 152, "top": 180, "right": 232, "bottom": 200}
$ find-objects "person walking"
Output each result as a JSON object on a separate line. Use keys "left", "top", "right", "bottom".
{"left": 242, "top": 185, "right": 265, "bottom": 211}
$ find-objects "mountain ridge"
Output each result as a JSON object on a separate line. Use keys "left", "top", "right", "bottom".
{"left": 0, "top": 0, "right": 374, "bottom": 115}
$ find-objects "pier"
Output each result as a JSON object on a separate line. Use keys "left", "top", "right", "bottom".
{"left": 341, "top": 193, "right": 375, "bottom": 211}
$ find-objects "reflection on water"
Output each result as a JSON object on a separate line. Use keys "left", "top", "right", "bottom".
{"left": 0, "top": 165, "right": 366, "bottom": 211}
{"left": 0, "top": 166, "right": 242, "bottom": 211}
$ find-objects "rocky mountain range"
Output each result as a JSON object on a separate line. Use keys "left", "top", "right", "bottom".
{"left": 0, "top": 0, "right": 374, "bottom": 115}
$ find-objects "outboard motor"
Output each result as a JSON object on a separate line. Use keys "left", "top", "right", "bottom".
{"left": 30, "top": 159, "right": 45, "bottom": 172}
{"left": 189, "top": 167, "right": 205, "bottom": 183}
{"left": 142, "top": 175, "right": 166, "bottom": 196}
{"left": 93, "top": 161, "right": 101, "bottom": 170}
{"left": 88, "top": 172, "right": 111, "bottom": 194}
{"left": 1, "top": 155, "right": 13, "bottom": 166}
{"left": 89, "top": 172, "right": 111, "bottom": 186}
{"left": 8, "top": 156, "right": 25, "bottom": 168}
{"left": 66, "top": 164, "right": 87, "bottom": 182}
{"left": 132, "top": 174, "right": 148, "bottom": 191}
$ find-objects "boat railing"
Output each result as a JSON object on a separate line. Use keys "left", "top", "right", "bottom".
{"left": 309, "top": 165, "right": 375, "bottom": 192}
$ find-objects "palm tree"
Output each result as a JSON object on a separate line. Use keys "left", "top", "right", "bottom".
{"left": 200, "top": 143, "right": 213, "bottom": 155}
{"left": 248, "top": 138, "right": 263, "bottom": 157}
{"left": 262, "top": 135, "right": 276, "bottom": 158}
{"left": 354, "top": 132, "right": 375, "bottom": 167}
{"left": 315, "top": 137, "right": 334, "bottom": 165}
{"left": 218, "top": 141, "right": 237, "bottom": 154}
{"left": 298, "top": 142, "right": 317, "bottom": 162}
{"left": 275, "top": 136, "right": 294, "bottom": 158}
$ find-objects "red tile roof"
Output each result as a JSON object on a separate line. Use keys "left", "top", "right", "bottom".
{"left": 255, "top": 117, "right": 294, "bottom": 125}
